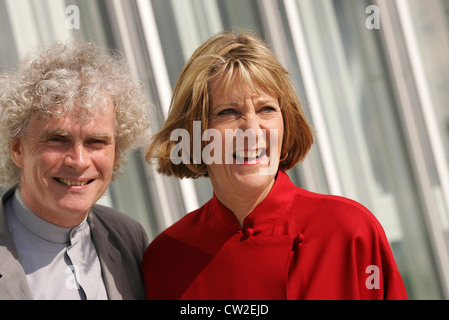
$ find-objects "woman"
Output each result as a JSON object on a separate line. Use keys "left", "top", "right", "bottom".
{"left": 143, "top": 31, "right": 408, "bottom": 299}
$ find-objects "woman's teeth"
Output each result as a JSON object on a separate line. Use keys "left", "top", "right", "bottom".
{"left": 233, "top": 149, "right": 266, "bottom": 160}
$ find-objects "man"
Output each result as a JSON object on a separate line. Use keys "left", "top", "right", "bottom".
{"left": 0, "top": 40, "right": 150, "bottom": 299}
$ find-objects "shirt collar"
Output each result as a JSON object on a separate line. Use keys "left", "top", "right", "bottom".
{"left": 10, "top": 188, "right": 86, "bottom": 244}
{"left": 211, "top": 169, "right": 297, "bottom": 234}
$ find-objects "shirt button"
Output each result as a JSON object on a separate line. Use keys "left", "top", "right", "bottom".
{"left": 293, "top": 234, "right": 304, "bottom": 245}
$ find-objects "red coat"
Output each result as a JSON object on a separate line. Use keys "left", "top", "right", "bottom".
{"left": 142, "top": 170, "right": 408, "bottom": 300}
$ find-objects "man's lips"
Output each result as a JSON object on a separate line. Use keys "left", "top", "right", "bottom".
{"left": 53, "top": 178, "right": 95, "bottom": 186}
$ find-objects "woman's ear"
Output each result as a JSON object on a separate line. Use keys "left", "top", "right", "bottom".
{"left": 11, "top": 138, "right": 25, "bottom": 169}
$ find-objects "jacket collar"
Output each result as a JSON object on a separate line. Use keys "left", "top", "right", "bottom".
{"left": 0, "top": 187, "right": 33, "bottom": 299}
{"left": 87, "top": 208, "right": 129, "bottom": 300}
{"left": 211, "top": 169, "right": 298, "bottom": 234}
{"left": 0, "top": 187, "right": 126, "bottom": 300}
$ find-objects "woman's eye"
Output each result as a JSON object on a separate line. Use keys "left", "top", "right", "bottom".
{"left": 260, "top": 106, "right": 277, "bottom": 112}
{"left": 217, "top": 108, "right": 238, "bottom": 116}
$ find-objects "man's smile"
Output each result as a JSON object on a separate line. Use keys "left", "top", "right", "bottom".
{"left": 53, "top": 178, "right": 95, "bottom": 187}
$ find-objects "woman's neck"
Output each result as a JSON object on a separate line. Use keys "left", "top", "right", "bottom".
{"left": 213, "top": 178, "right": 275, "bottom": 228}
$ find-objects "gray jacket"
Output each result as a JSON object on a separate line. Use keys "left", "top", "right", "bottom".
{"left": 0, "top": 188, "right": 149, "bottom": 300}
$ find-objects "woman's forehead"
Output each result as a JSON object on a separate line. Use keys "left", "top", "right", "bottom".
{"left": 210, "top": 73, "right": 277, "bottom": 102}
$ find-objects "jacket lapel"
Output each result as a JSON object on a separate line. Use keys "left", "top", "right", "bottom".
{"left": 1, "top": 190, "right": 136, "bottom": 300}
{"left": 0, "top": 188, "right": 33, "bottom": 300}
{"left": 88, "top": 211, "right": 127, "bottom": 300}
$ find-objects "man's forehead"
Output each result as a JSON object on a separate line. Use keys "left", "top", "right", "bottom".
{"left": 29, "top": 105, "right": 116, "bottom": 138}
{"left": 40, "top": 127, "right": 113, "bottom": 137}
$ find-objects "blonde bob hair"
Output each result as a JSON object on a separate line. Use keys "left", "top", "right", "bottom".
{"left": 146, "top": 31, "right": 313, "bottom": 179}
{"left": 0, "top": 40, "right": 150, "bottom": 186}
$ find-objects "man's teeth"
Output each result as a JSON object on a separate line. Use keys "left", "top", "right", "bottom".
{"left": 234, "top": 149, "right": 264, "bottom": 159}
{"left": 55, "top": 178, "right": 89, "bottom": 186}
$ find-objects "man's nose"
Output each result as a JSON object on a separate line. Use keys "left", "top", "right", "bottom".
{"left": 64, "top": 144, "right": 89, "bottom": 171}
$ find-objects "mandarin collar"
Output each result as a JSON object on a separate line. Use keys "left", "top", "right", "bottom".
{"left": 211, "top": 169, "right": 297, "bottom": 234}
{"left": 10, "top": 188, "right": 87, "bottom": 244}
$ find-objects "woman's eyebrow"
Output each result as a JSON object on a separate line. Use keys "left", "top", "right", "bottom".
{"left": 255, "top": 98, "right": 278, "bottom": 105}
{"left": 213, "top": 101, "right": 239, "bottom": 109}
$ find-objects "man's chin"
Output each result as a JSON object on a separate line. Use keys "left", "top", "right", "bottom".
{"left": 50, "top": 196, "right": 97, "bottom": 223}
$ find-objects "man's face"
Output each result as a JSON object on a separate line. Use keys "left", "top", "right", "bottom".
{"left": 11, "top": 103, "right": 117, "bottom": 227}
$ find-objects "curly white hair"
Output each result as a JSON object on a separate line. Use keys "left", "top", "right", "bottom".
{"left": 0, "top": 40, "right": 150, "bottom": 186}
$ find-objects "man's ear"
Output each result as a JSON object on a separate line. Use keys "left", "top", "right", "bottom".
{"left": 11, "top": 138, "right": 25, "bottom": 169}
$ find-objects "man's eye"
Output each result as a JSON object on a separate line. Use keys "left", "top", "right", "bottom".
{"left": 87, "top": 139, "right": 107, "bottom": 146}
{"left": 47, "top": 136, "right": 67, "bottom": 143}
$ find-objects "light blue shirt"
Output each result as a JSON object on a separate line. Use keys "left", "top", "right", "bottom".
{"left": 4, "top": 188, "right": 108, "bottom": 300}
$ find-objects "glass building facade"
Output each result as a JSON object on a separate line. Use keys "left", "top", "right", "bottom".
{"left": 1, "top": 0, "right": 449, "bottom": 299}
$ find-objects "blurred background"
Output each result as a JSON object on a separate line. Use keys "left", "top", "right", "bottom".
{"left": 1, "top": 0, "right": 448, "bottom": 299}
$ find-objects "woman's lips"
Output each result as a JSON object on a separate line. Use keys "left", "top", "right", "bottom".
{"left": 232, "top": 148, "right": 267, "bottom": 163}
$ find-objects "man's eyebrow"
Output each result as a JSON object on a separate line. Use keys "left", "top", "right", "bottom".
{"left": 40, "top": 129, "right": 70, "bottom": 139}
{"left": 40, "top": 130, "right": 114, "bottom": 142}
{"left": 87, "top": 133, "right": 114, "bottom": 143}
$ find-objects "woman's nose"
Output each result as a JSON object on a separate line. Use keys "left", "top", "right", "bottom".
{"left": 239, "top": 108, "right": 261, "bottom": 130}
{"left": 236, "top": 112, "right": 265, "bottom": 148}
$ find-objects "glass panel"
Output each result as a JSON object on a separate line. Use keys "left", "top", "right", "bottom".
{"left": 401, "top": 0, "right": 449, "bottom": 246}
{"left": 100, "top": 0, "right": 189, "bottom": 236}
{"left": 0, "top": 0, "right": 18, "bottom": 71}
{"left": 292, "top": 0, "right": 442, "bottom": 299}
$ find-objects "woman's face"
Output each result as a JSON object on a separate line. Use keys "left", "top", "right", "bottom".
{"left": 207, "top": 76, "right": 284, "bottom": 196}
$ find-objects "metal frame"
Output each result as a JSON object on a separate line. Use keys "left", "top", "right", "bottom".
{"left": 282, "top": 0, "right": 343, "bottom": 196}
